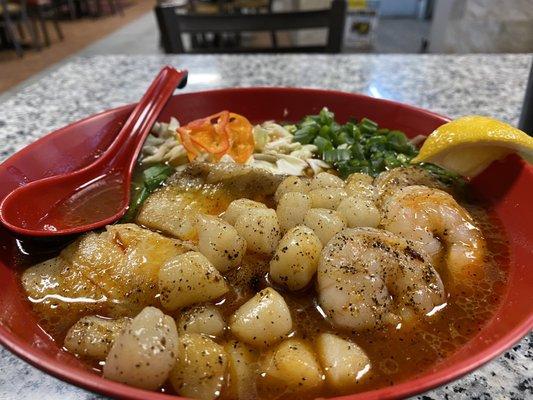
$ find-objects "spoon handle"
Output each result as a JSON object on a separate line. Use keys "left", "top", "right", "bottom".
{"left": 99, "top": 66, "right": 188, "bottom": 170}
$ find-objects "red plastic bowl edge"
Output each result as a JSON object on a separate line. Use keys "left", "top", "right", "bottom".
{"left": 0, "top": 86, "right": 531, "bottom": 400}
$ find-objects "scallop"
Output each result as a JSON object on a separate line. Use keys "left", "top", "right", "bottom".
{"left": 308, "top": 187, "right": 348, "bottom": 209}
{"left": 345, "top": 172, "right": 376, "bottom": 200}
{"left": 276, "top": 192, "right": 312, "bottom": 233}
{"left": 177, "top": 304, "right": 225, "bottom": 337}
{"left": 260, "top": 339, "right": 324, "bottom": 394}
{"left": 158, "top": 251, "right": 229, "bottom": 311}
{"left": 336, "top": 196, "right": 380, "bottom": 228}
{"left": 229, "top": 287, "right": 292, "bottom": 347}
{"left": 309, "top": 172, "right": 345, "bottom": 190}
{"left": 197, "top": 214, "right": 246, "bottom": 272}
{"left": 64, "top": 316, "right": 129, "bottom": 361}
{"left": 223, "top": 198, "right": 267, "bottom": 225}
{"left": 274, "top": 176, "right": 310, "bottom": 202}
{"left": 234, "top": 208, "right": 281, "bottom": 254}
{"left": 225, "top": 340, "right": 259, "bottom": 400}
{"left": 315, "top": 333, "right": 371, "bottom": 389}
{"left": 270, "top": 226, "right": 322, "bottom": 290}
{"left": 304, "top": 208, "right": 347, "bottom": 245}
{"left": 169, "top": 333, "right": 228, "bottom": 400}
{"left": 103, "top": 307, "right": 178, "bottom": 390}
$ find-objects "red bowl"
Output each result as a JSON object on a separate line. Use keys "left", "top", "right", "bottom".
{"left": 0, "top": 87, "right": 532, "bottom": 400}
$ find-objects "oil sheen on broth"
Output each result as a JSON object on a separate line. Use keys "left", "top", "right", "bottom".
{"left": 19, "top": 172, "right": 508, "bottom": 400}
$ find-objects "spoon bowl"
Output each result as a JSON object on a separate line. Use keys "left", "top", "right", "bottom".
{"left": 0, "top": 66, "right": 188, "bottom": 237}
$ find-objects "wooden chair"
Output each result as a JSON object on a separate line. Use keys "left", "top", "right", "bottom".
{"left": 155, "top": 0, "right": 346, "bottom": 53}
{"left": 186, "top": 1, "right": 276, "bottom": 49}
{"left": 91, "top": 0, "right": 124, "bottom": 17}
{"left": 0, "top": 0, "right": 40, "bottom": 56}
{"left": 20, "top": 0, "right": 63, "bottom": 46}
{"left": 188, "top": 0, "right": 225, "bottom": 14}
{"left": 230, "top": 0, "right": 276, "bottom": 48}
{"left": 51, "top": 0, "right": 76, "bottom": 19}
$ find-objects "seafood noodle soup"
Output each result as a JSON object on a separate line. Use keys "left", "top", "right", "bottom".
{"left": 19, "top": 109, "right": 508, "bottom": 399}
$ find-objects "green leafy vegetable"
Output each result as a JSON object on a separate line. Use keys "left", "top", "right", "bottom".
{"left": 418, "top": 162, "right": 466, "bottom": 187}
{"left": 292, "top": 108, "right": 419, "bottom": 178}
{"left": 292, "top": 107, "right": 462, "bottom": 185}
{"left": 122, "top": 163, "right": 174, "bottom": 222}
{"left": 143, "top": 164, "right": 174, "bottom": 191}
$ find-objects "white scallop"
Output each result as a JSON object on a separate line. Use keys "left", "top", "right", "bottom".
{"left": 197, "top": 214, "right": 246, "bottom": 272}
{"left": 177, "top": 304, "right": 225, "bottom": 337}
{"left": 316, "top": 333, "right": 371, "bottom": 389}
{"left": 169, "top": 333, "right": 228, "bottom": 400}
{"left": 309, "top": 172, "right": 345, "bottom": 190}
{"left": 103, "top": 307, "right": 178, "bottom": 390}
{"left": 229, "top": 287, "right": 292, "bottom": 347}
{"left": 222, "top": 198, "right": 267, "bottom": 225}
{"left": 64, "top": 316, "right": 129, "bottom": 361}
{"left": 336, "top": 196, "right": 381, "bottom": 228}
{"left": 276, "top": 192, "right": 312, "bottom": 233}
{"left": 308, "top": 187, "right": 348, "bottom": 209}
{"left": 270, "top": 226, "right": 322, "bottom": 290}
{"left": 260, "top": 339, "right": 324, "bottom": 393}
{"left": 234, "top": 208, "right": 281, "bottom": 254}
{"left": 274, "top": 176, "right": 311, "bottom": 203}
{"left": 345, "top": 172, "right": 376, "bottom": 200}
{"left": 304, "top": 208, "right": 347, "bottom": 245}
{"left": 158, "top": 251, "right": 229, "bottom": 311}
{"left": 225, "top": 340, "right": 259, "bottom": 400}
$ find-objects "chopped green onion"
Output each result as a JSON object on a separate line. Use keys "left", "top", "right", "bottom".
{"left": 335, "top": 130, "right": 355, "bottom": 146}
{"left": 293, "top": 125, "right": 317, "bottom": 144}
{"left": 122, "top": 163, "right": 174, "bottom": 222}
{"left": 143, "top": 164, "right": 174, "bottom": 191}
{"left": 323, "top": 148, "right": 351, "bottom": 164}
{"left": 292, "top": 107, "right": 461, "bottom": 183}
{"left": 314, "top": 136, "right": 334, "bottom": 153}
{"left": 419, "top": 163, "right": 466, "bottom": 187}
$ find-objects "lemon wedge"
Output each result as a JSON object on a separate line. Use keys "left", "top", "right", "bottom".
{"left": 411, "top": 115, "right": 533, "bottom": 177}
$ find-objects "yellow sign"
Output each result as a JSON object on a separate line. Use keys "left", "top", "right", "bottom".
{"left": 348, "top": 0, "right": 367, "bottom": 8}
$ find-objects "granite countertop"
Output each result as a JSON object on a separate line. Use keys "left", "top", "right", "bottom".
{"left": 0, "top": 54, "right": 531, "bottom": 400}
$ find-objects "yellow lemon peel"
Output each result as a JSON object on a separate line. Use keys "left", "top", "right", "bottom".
{"left": 412, "top": 115, "right": 533, "bottom": 177}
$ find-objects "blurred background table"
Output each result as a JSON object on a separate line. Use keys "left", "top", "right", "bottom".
{"left": 0, "top": 53, "right": 532, "bottom": 399}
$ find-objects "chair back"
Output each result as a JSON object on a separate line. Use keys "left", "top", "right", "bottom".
{"left": 155, "top": 0, "right": 347, "bottom": 53}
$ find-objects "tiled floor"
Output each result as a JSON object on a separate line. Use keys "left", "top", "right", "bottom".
{"left": 0, "top": 0, "right": 155, "bottom": 93}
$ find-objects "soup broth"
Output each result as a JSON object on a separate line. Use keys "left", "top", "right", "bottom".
{"left": 18, "top": 182, "right": 508, "bottom": 400}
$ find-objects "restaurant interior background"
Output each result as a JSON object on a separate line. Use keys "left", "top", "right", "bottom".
{"left": 1, "top": 0, "right": 532, "bottom": 94}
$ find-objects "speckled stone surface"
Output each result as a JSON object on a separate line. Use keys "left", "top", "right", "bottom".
{"left": 0, "top": 54, "right": 531, "bottom": 400}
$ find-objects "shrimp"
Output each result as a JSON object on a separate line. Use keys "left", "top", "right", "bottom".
{"left": 373, "top": 166, "right": 451, "bottom": 208}
{"left": 381, "top": 185, "right": 485, "bottom": 282}
{"left": 317, "top": 228, "right": 445, "bottom": 331}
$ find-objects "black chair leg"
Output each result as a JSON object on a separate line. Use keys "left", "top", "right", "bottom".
{"left": 36, "top": 8, "right": 50, "bottom": 46}
{"left": 115, "top": 0, "right": 124, "bottom": 16}
{"left": 51, "top": 5, "right": 63, "bottom": 40}
{"left": 107, "top": 0, "right": 116, "bottom": 14}
{"left": 16, "top": 20, "right": 25, "bottom": 39}
{"left": 67, "top": 0, "right": 76, "bottom": 19}
{"left": 270, "top": 31, "right": 277, "bottom": 47}
{"left": 24, "top": 12, "right": 41, "bottom": 50}
{"left": 2, "top": 13, "right": 23, "bottom": 57}
{"left": 191, "top": 33, "right": 200, "bottom": 49}
{"left": 95, "top": 0, "right": 103, "bottom": 17}
{"left": 30, "top": 12, "right": 42, "bottom": 45}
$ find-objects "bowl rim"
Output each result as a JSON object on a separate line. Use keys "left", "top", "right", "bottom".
{"left": 1, "top": 86, "right": 532, "bottom": 400}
